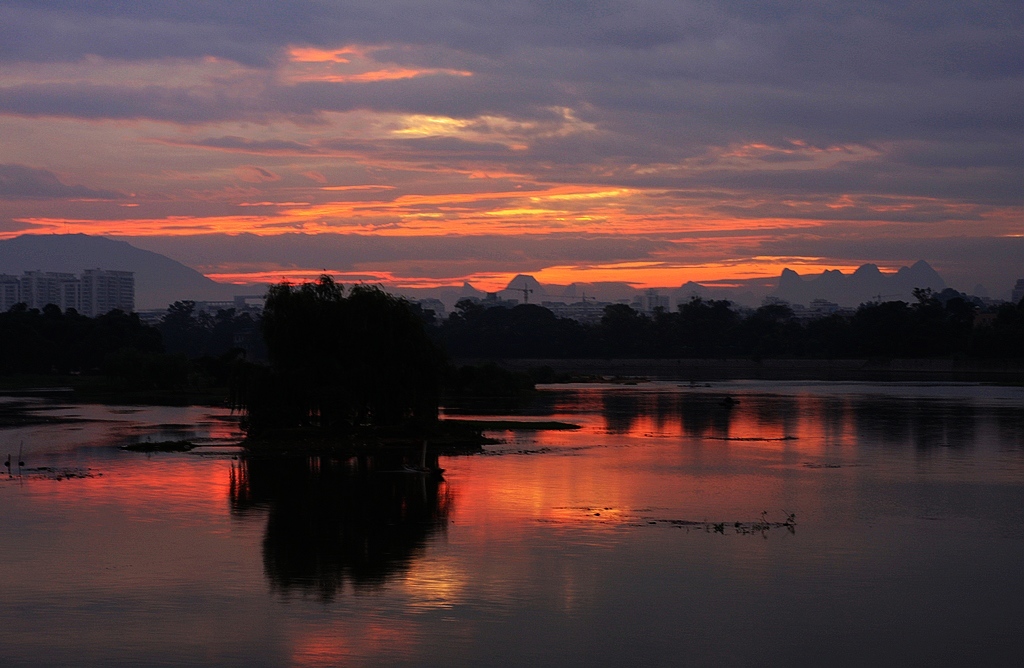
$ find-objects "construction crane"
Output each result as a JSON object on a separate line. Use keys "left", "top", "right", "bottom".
{"left": 549, "top": 291, "right": 592, "bottom": 303}
{"left": 518, "top": 282, "right": 533, "bottom": 304}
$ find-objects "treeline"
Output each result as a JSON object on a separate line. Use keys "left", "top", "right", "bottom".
{"left": 0, "top": 304, "right": 161, "bottom": 375}
{"left": 0, "top": 301, "right": 262, "bottom": 397}
{"left": 435, "top": 291, "right": 1024, "bottom": 360}
{"left": 158, "top": 300, "right": 264, "bottom": 360}
{"left": 2, "top": 284, "right": 1022, "bottom": 403}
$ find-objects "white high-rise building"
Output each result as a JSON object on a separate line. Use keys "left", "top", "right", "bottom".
{"left": 0, "top": 270, "right": 134, "bottom": 315}
{"left": 0, "top": 274, "right": 20, "bottom": 311}
{"left": 20, "top": 271, "right": 78, "bottom": 311}
{"left": 80, "top": 269, "right": 134, "bottom": 316}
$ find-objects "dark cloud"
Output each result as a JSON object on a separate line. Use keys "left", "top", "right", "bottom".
{"left": 0, "top": 1, "right": 1019, "bottom": 179}
{"left": 173, "top": 136, "right": 320, "bottom": 154}
{"left": 0, "top": 82, "right": 276, "bottom": 123}
{"left": 318, "top": 136, "right": 520, "bottom": 163}
{"left": 0, "top": 164, "right": 124, "bottom": 200}
{"left": 120, "top": 232, "right": 672, "bottom": 274}
{"left": 668, "top": 160, "right": 1024, "bottom": 207}
{"left": 3, "top": 1, "right": 1018, "bottom": 69}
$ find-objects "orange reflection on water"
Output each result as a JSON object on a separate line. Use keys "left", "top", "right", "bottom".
{"left": 290, "top": 619, "right": 419, "bottom": 667}
{"left": 444, "top": 388, "right": 861, "bottom": 538}
{"left": 23, "top": 457, "right": 234, "bottom": 522}
{"left": 400, "top": 557, "right": 468, "bottom": 610}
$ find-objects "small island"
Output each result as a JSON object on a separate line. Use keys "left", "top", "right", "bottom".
{"left": 232, "top": 276, "right": 492, "bottom": 456}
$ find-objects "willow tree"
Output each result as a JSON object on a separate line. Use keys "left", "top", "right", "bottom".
{"left": 238, "top": 276, "right": 443, "bottom": 434}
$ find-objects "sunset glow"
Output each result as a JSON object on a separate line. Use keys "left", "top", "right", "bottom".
{"left": 0, "top": 3, "right": 1020, "bottom": 295}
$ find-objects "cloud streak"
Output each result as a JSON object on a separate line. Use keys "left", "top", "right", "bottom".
{"left": 0, "top": 164, "right": 124, "bottom": 200}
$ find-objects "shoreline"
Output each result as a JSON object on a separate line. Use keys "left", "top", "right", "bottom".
{"left": 466, "top": 358, "right": 1024, "bottom": 384}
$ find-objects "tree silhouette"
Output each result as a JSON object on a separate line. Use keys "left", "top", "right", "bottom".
{"left": 238, "top": 276, "right": 444, "bottom": 434}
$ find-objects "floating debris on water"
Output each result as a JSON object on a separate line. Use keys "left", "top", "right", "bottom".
{"left": 120, "top": 440, "right": 194, "bottom": 453}
{"left": 645, "top": 514, "right": 797, "bottom": 535}
{"left": 3, "top": 466, "right": 99, "bottom": 481}
{"left": 709, "top": 435, "right": 798, "bottom": 442}
{"left": 444, "top": 419, "right": 582, "bottom": 431}
{"left": 550, "top": 506, "right": 797, "bottom": 535}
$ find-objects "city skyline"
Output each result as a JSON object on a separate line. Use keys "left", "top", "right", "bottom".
{"left": 0, "top": 267, "right": 135, "bottom": 315}
{"left": 0, "top": 2, "right": 1021, "bottom": 295}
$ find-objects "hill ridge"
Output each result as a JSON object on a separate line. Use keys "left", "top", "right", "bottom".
{"left": 0, "top": 234, "right": 236, "bottom": 309}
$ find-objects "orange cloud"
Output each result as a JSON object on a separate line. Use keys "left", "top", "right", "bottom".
{"left": 288, "top": 67, "right": 471, "bottom": 83}
{"left": 286, "top": 46, "right": 363, "bottom": 63}
{"left": 5, "top": 183, "right": 824, "bottom": 242}
{"left": 281, "top": 44, "right": 472, "bottom": 86}
{"left": 289, "top": 68, "right": 473, "bottom": 83}
{"left": 320, "top": 184, "right": 396, "bottom": 191}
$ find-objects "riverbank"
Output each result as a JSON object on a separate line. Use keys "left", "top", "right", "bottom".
{"left": 0, "top": 374, "right": 229, "bottom": 406}
{"left": 465, "top": 358, "right": 1024, "bottom": 384}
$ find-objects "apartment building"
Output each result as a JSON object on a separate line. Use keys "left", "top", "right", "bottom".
{"left": 80, "top": 269, "right": 135, "bottom": 316}
{"left": 0, "top": 269, "right": 134, "bottom": 315}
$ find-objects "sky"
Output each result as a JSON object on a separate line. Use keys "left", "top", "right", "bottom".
{"left": 0, "top": 1, "right": 1021, "bottom": 295}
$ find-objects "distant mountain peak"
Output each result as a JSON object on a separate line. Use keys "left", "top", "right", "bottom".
{"left": 502, "top": 274, "right": 546, "bottom": 297}
{"left": 505, "top": 273, "right": 542, "bottom": 288}
{"left": 771, "top": 261, "right": 947, "bottom": 307}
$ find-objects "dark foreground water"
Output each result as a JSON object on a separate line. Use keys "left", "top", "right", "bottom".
{"left": 1, "top": 382, "right": 1023, "bottom": 667}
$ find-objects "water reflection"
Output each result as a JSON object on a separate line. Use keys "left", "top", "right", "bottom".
{"left": 994, "top": 406, "right": 1024, "bottom": 450}
{"left": 677, "top": 393, "right": 733, "bottom": 438}
{"left": 601, "top": 391, "right": 742, "bottom": 437}
{"left": 852, "top": 397, "right": 979, "bottom": 449}
{"left": 550, "top": 385, "right": 1024, "bottom": 453}
{"left": 601, "top": 391, "right": 642, "bottom": 434}
{"left": 230, "top": 453, "right": 452, "bottom": 601}
{"left": 2, "top": 385, "right": 1024, "bottom": 666}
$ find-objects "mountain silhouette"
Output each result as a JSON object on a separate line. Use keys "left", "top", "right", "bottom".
{"left": 773, "top": 261, "right": 946, "bottom": 306}
{"left": 500, "top": 274, "right": 547, "bottom": 302}
{"left": 0, "top": 234, "right": 237, "bottom": 309}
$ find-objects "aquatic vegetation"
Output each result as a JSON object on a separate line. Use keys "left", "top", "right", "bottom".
{"left": 560, "top": 506, "right": 798, "bottom": 535}
{"left": 120, "top": 440, "right": 194, "bottom": 453}
{"left": 443, "top": 419, "right": 581, "bottom": 432}
{"left": 2, "top": 466, "right": 98, "bottom": 481}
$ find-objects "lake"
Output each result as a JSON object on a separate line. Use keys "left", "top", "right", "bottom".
{"left": 1, "top": 381, "right": 1023, "bottom": 666}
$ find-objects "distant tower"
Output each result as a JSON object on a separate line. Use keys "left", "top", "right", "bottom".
{"left": 519, "top": 282, "right": 533, "bottom": 304}
{"left": 644, "top": 288, "right": 669, "bottom": 312}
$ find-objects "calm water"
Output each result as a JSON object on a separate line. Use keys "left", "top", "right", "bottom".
{"left": 1, "top": 382, "right": 1023, "bottom": 667}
